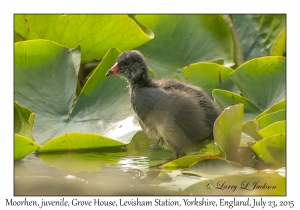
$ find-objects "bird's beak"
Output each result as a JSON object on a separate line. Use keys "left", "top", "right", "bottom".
{"left": 106, "top": 62, "right": 119, "bottom": 76}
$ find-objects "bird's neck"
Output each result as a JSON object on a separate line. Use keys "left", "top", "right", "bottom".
{"left": 129, "top": 71, "right": 153, "bottom": 88}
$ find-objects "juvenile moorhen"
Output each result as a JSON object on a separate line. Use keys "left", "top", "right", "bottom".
{"left": 106, "top": 50, "right": 221, "bottom": 158}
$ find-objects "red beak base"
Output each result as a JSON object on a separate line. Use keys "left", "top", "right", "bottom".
{"left": 106, "top": 62, "right": 119, "bottom": 76}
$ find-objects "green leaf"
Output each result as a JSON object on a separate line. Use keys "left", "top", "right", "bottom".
{"left": 207, "top": 58, "right": 225, "bottom": 65}
{"left": 14, "top": 14, "right": 153, "bottom": 63}
{"left": 128, "top": 14, "right": 155, "bottom": 40}
{"left": 270, "top": 28, "right": 286, "bottom": 56}
{"left": 14, "top": 134, "right": 39, "bottom": 160}
{"left": 222, "top": 15, "right": 245, "bottom": 68}
{"left": 258, "top": 120, "right": 286, "bottom": 139}
{"left": 256, "top": 109, "right": 286, "bottom": 130}
{"left": 14, "top": 101, "right": 35, "bottom": 140}
{"left": 212, "top": 89, "right": 261, "bottom": 113}
{"left": 135, "top": 14, "right": 234, "bottom": 78}
{"left": 229, "top": 56, "right": 286, "bottom": 111}
{"left": 14, "top": 102, "right": 38, "bottom": 159}
{"left": 242, "top": 120, "right": 262, "bottom": 141}
{"left": 183, "top": 62, "right": 234, "bottom": 96}
{"left": 69, "top": 48, "right": 140, "bottom": 145}
{"left": 15, "top": 40, "right": 141, "bottom": 150}
{"left": 183, "top": 156, "right": 244, "bottom": 179}
{"left": 14, "top": 31, "right": 24, "bottom": 42}
{"left": 162, "top": 155, "right": 202, "bottom": 170}
{"left": 250, "top": 133, "right": 286, "bottom": 164}
{"left": 214, "top": 104, "right": 243, "bottom": 161}
{"left": 161, "top": 140, "right": 221, "bottom": 167}
{"left": 243, "top": 100, "right": 286, "bottom": 140}
{"left": 156, "top": 170, "right": 181, "bottom": 182}
{"left": 256, "top": 100, "right": 286, "bottom": 120}
{"left": 232, "top": 14, "right": 286, "bottom": 61}
{"left": 38, "top": 133, "right": 124, "bottom": 152}
{"left": 242, "top": 113, "right": 286, "bottom": 141}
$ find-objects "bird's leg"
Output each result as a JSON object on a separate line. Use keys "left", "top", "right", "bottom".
{"left": 173, "top": 146, "right": 186, "bottom": 159}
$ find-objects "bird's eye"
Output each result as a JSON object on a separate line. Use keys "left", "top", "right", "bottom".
{"left": 124, "top": 59, "right": 130, "bottom": 65}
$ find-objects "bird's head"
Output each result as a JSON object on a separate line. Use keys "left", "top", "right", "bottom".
{"left": 106, "top": 50, "right": 150, "bottom": 85}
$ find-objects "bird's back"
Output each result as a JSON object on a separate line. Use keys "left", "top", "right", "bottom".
{"left": 130, "top": 79, "right": 220, "bottom": 157}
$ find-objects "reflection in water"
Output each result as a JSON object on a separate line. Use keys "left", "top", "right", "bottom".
{"left": 14, "top": 142, "right": 174, "bottom": 196}
{"left": 118, "top": 156, "right": 149, "bottom": 170}
{"left": 14, "top": 134, "right": 286, "bottom": 196}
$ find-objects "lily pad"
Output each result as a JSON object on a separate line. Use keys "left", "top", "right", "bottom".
{"left": 162, "top": 155, "right": 202, "bottom": 170}
{"left": 232, "top": 14, "right": 286, "bottom": 61}
{"left": 229, "top": 56, "right": 286, "bottom": 111}
{"left": 256, "top": 109, "right": 286, "bottom": 130}
{"left": 14, "top": 101, "right": 35, "bottom": 140}
{"left": 258, "top": 121, "right": 286, "bottom": 139}
{"left": 14, "top": 102, "right": 38, "bottom": 159}
{"left": 14, "top": 40, "right": 141, "bottom": 150}
{"left": 242, "top": 100, "right": 286, "bottom": 140}
{"left": 14, "top": 134, "right": 39, "bottom": 160}
{"left": 208, "top": 58, "right": 225, "bottom": 65}
{"left": 222, "top": 15, "right": 244, "bottom": 68}
{"left": 183, "top": 156, "right": 244, "bottom": 179}
{"left": 214, "top": 104, "right": 243, "bottom": 161}
{"left": 14, "top": 14, "right": 153, "bottom": 63}
{"left": 212, "top": 89, "right": 261, "bottom": 113}
{"left": 256, "top": 100, "right": 286, "bottom": 120}
{"left": 242, "top": 112, "right": 286, "bottom": 141}
{"left": 250, "top": 133, "right": 286, "bottom": 164}
{"left": 135, "top": 14, "right": 234, "bottom": 78}
{"left": 270, "top": 28, "right": 286, "bottom": 56}
{"left": 242, "top": 121, "right": 262, "bottom": 141}
{"left": 183, "top": 62, "right": 234, "bottom": 96}
{"left": 161, "top": 139, "right": 221, "bottom": 170}
{"left": 38, "top": 133, "right": 124, "bottom": 152}
{"left": 156, "top": 170, "right": 182, "bottom": 183}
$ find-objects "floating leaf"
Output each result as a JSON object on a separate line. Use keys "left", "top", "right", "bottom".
{"left": 256, "top": 110, "right": 285, "bottom": 130}
{"left": 214, "top": 104, "right": 243, "bottom": 161}
{"left": 14, "top": 102, "right": 38, "bottom": 159}
{"left": 270, "top": 28, "right": 286, "bottom": 56}
{"left": 15, "top": 40, "right": 141, "bottom": 150}
{"left": 14, "top": 101, "right": 35, "bottom": 140}
{"left": 38, "top": 133, "right": 124, "bottom": 152}
{"left": 14, "top": 14, "right": 153, "bottom": 63}
{"left": 242, "top": 100, "right": 286, "bottom": 140}
{"left": 242, "top": 121, "right": 262, "bottom": 141}
{"left": 207, "top": 58, "right": 225, "bottom": 65}
{"left": 212, "top": 89, "right": 261, "bottom": 113}
{"left": 14, "top": 134, "right": 39, "bottom": 160}
{"left": 258, "top": 121, "right": 286, "bottom": 139}
{"left": 222, "top": 15, "right": 244, "bottom": 67}
{"left": 183, "top": 62, "right": 234, "bottom": 96}
{"left": 135, "top": 14, "right": 234, "bottom": 78}
{"left": 243, "top": 114, "right": 286, "bottom": 141}
{"left": 183, "top": 156, "right": 244, "bottom": 179}
{"left": 256, "top": 100, "right": 286, "bottom": 120}
{"left": 229, "top": 56, "right": 286, "bottom": 110}
{"left": 162, "top": 155, "right": 202, "bottom": 170}
{"left": 232, "top": 14, "right": 286, "bottom": 61}
{"left": 250, "top": 133, "right": 286, "bottom": 164}
{"left": 156, "top": 170, "right": 182, "bottom": 182}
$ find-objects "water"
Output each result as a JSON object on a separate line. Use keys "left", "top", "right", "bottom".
{"left": 14, "top": 134, "right": 286, "bottom": 196}
{"left": 14, "top": 137, "right": 176, "bottom": 195}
